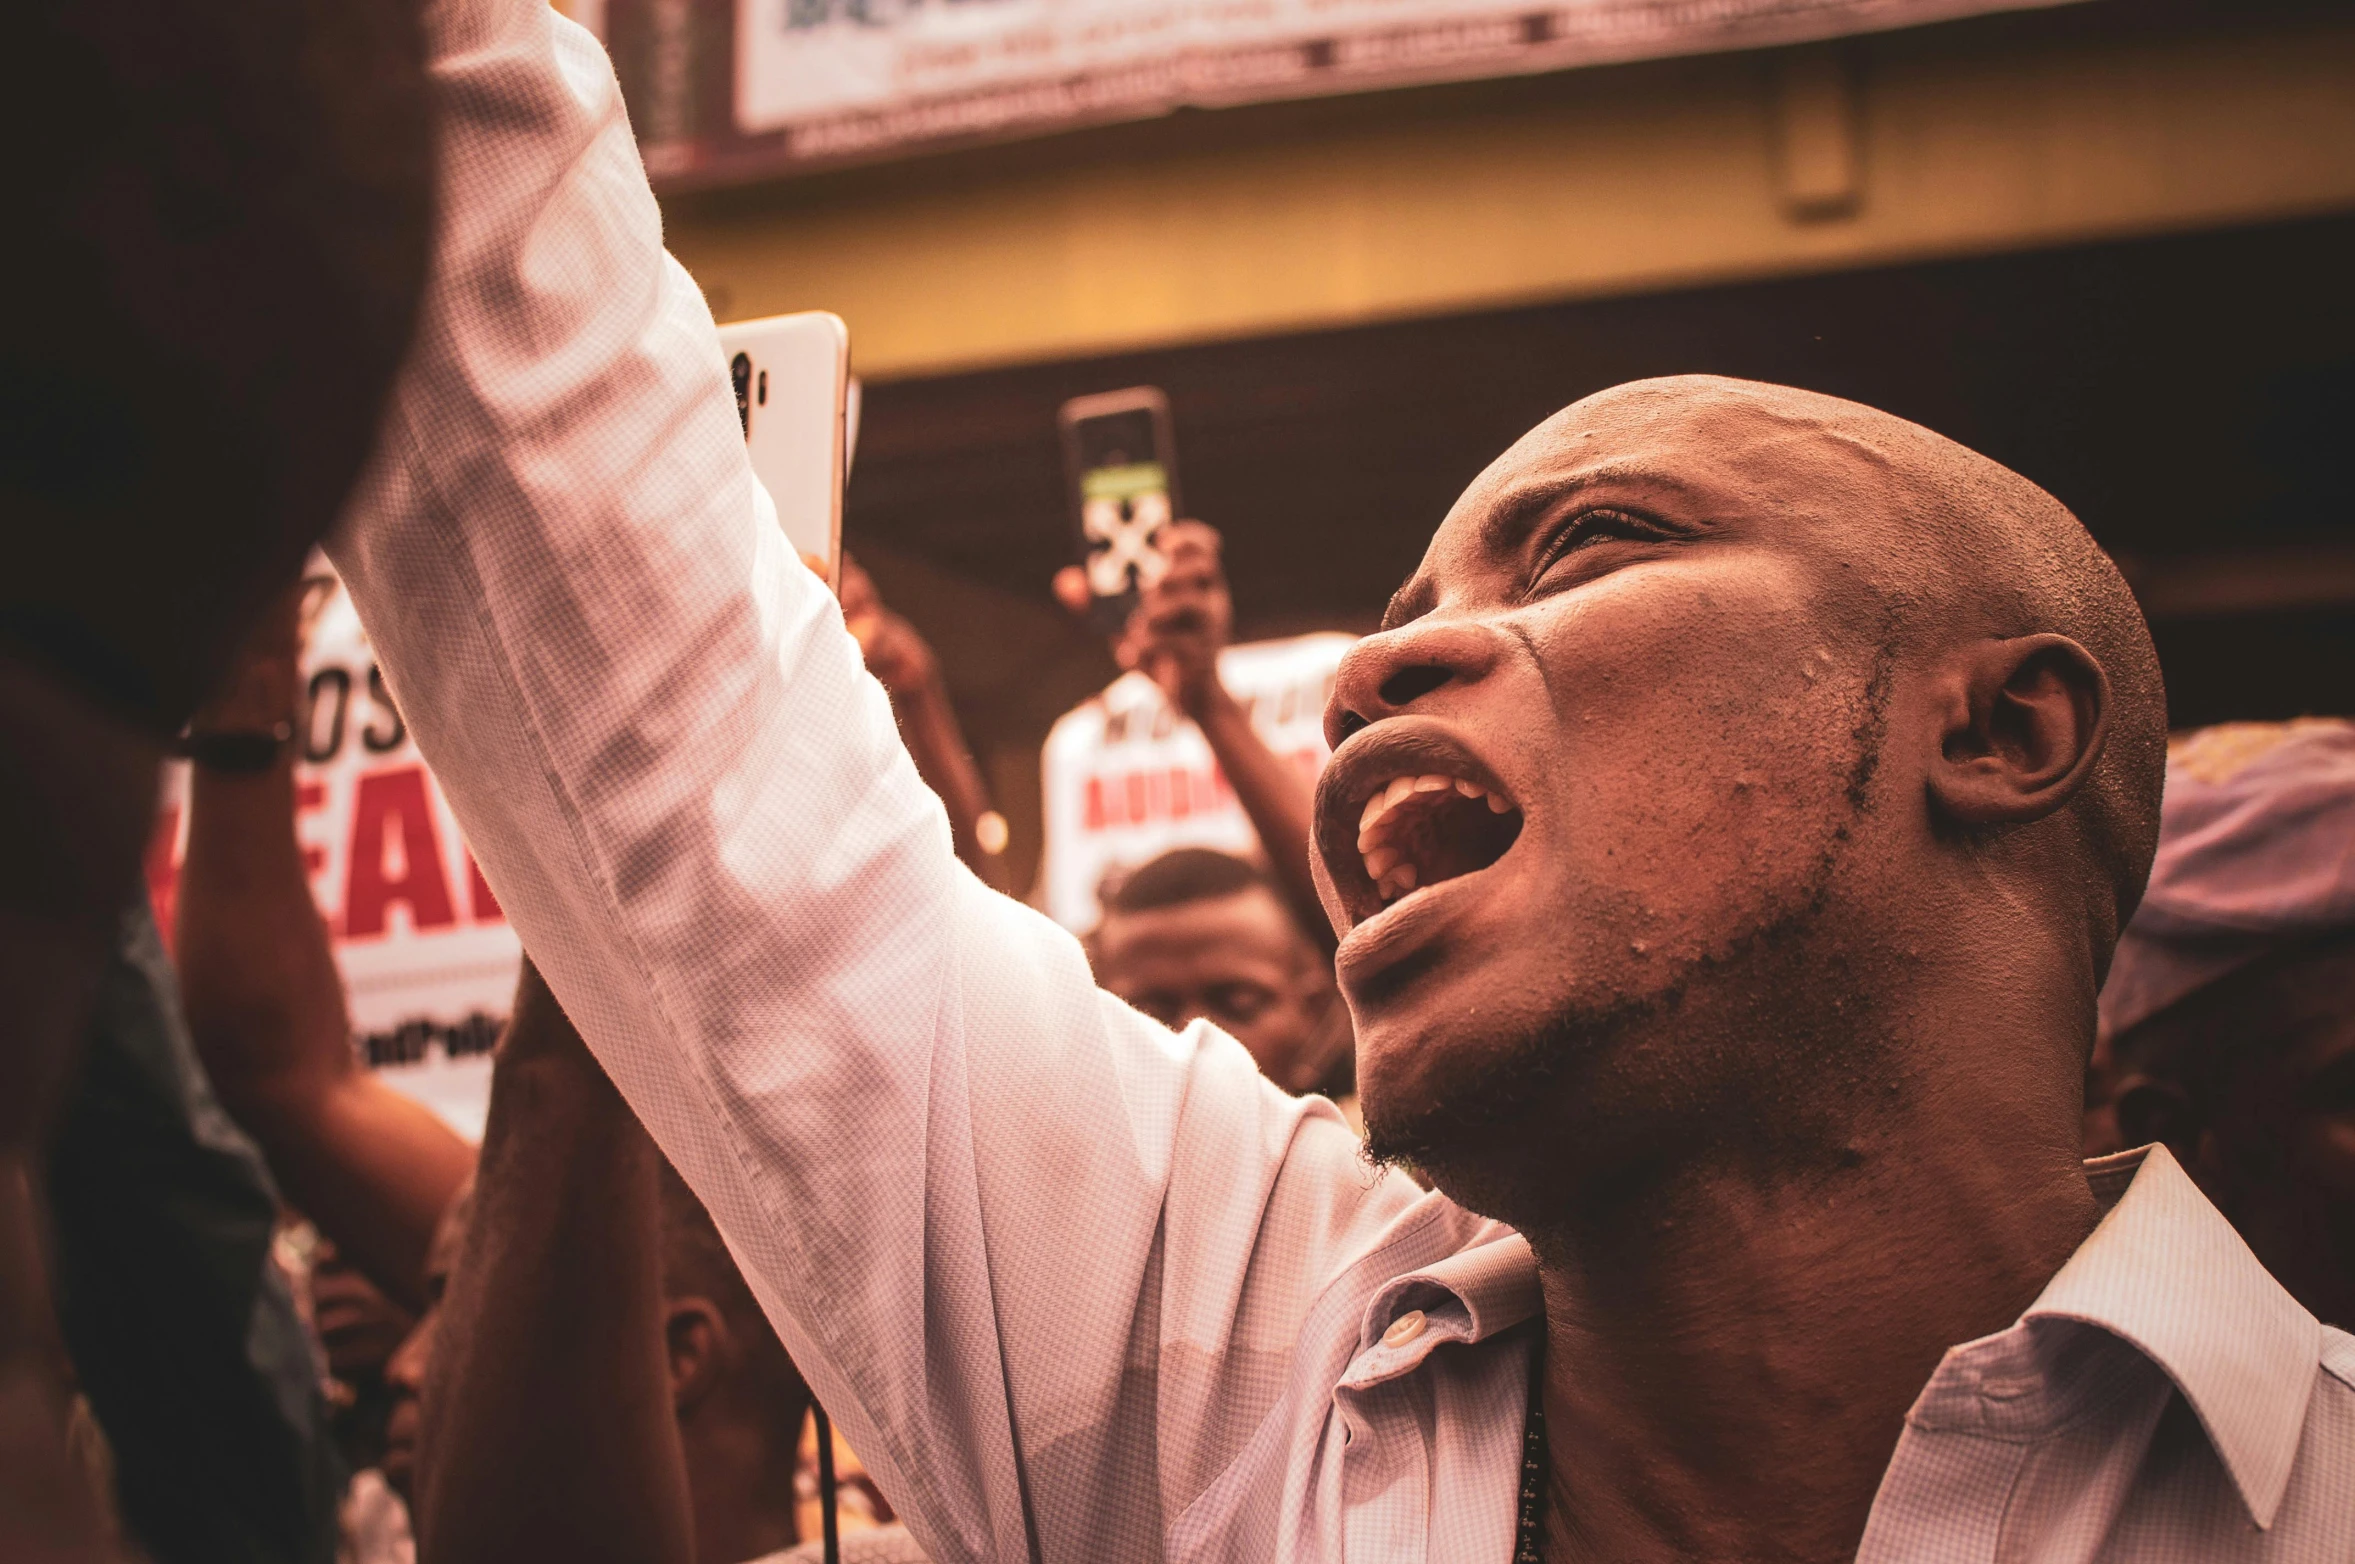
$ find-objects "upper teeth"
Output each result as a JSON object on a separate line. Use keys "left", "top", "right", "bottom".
{"left": 1355, "top": 772, "right": 1512, "bottom": 902}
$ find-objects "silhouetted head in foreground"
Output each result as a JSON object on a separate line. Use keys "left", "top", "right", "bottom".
{"left": 1311, "top": 376, "right": 2165, "bottom": 1227}
{"left": 3, "top": 4, "right": 431, "bottom": 1549}
{"left": 1, "top": 0, "right": 436, "bottom": 1130}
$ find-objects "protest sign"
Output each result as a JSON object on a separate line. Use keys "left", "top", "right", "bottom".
{"left": 1038, "top": 632, "right": 1352, "bottom": 930}
{"left": 150, "top": 568, "right": 514, "bottom": 1139}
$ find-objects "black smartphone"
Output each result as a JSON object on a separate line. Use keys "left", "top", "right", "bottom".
{"left": 1059, "top": 387, "right": 1178, "bottom": 635}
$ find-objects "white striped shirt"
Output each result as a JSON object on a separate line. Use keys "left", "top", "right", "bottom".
{"left": 333, "top": 0, "right": 2355, "bottom": 1556}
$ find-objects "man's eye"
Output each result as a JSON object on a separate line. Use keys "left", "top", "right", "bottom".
{"left": 1212, "top": 983, "right": 1277, "bottom": 1023}
{"left": 1528, "top": 508, "right": 1659, "bottom": 585}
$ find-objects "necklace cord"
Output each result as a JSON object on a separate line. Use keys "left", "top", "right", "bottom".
{"left": 1514, "top": 1334, "right": 1547, "bottom": 1562}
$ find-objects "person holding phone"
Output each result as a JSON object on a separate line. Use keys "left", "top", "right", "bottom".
{"left": 1054, "top": 520, "right": 1354, "bottom": 1104}
{"left": 1052, "top": 387, "right": 1327, "bottom": 939}
{"left": 1056, "top": 520, "right": 1329, "bottom": 953}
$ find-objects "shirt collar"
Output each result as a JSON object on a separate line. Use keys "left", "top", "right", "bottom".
{"left": 1356, "top": 1149, "right": 2322, "bottom": 1527}
{"left": 1354, "top": 1223, "right": 1541, "bottom": 1366}
{"left": 2026, "top": 1143, "right": 2321, "bottom": 1528}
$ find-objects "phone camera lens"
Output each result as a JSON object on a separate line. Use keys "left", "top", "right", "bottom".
{"left": 730, "top": 352, "right": 752, "bottom": 437}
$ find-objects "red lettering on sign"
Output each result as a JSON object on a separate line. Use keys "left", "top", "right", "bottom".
{"left": 1080, "top": 760, "right": 1259, "bottom": 832}
{"left": 345, "top": 766, "right": 457, "bottom": 938}
{"left": 145, "top": 805, "right": 182, "bottom": 951}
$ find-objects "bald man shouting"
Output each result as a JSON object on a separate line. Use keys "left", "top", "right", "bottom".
{"left": 341, "top": 4, "right": 2351, "bottom": 1558}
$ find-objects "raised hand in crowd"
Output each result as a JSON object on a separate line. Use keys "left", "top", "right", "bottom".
{"left": 416, "top": 961, "right": 917, "bottom": 1564}
{"left": 1056, "top": 521, "right": 1327, "bottom": 949}
{"left": 175, "top": 584, "right": 474, "bottom": 1313}
{"left": 831, "top": 556, "right": 1014, "bottom": 895}
{"left": 411, "top": 960, "right": 693, "bottom": 1564}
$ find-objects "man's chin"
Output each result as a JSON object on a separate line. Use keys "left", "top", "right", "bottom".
{"left": 1354, "top": 975, "right": 1680, "bottom": 1219}
{"left": 1357, "top": 1024, "right": 1565, "bottom": 1199}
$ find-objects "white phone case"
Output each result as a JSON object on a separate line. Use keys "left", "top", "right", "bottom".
{"left": 717, "top": 311, "right": 849, "bottom": 586}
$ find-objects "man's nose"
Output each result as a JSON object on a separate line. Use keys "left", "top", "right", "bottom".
{"left": 385, "top": 1314, "right": 435, "bottom": 1392}
{"left": 1325, "top": 617, "right": 1502, "bottom": 748}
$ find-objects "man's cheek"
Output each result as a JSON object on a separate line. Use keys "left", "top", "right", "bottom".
{"left": 1541, "top": 691, "right": 1857, "bottom": 956}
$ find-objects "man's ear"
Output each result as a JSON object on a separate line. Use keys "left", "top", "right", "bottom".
{"left": 1929, "top": 634, "right": 2111, "bottom": 827}
{"left": 665, "top": 1298, "right": 728, "bottom": 1413}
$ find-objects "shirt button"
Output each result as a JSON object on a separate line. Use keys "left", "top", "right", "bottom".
{"left": 1382, "top": 1309, "right": 1427, "bottom": 1348}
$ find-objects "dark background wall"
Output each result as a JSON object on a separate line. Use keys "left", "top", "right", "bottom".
{"left": 847, "top": 212, "right": 2355, "bottom": 892}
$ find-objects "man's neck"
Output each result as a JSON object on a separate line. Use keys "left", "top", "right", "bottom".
{"left": 1524, "top": 1103, "right": 2098, "bottom": 1563}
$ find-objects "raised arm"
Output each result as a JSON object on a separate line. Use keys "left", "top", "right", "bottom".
{"left": 418, "top": 961, "right": 691, "bottom": 1564}
{"left": 175, "top": 590, "right": 473, "bottom": 1311}
{"left": 1058, "top": 521, "right": 1330, "bottom": 947}
{"left": 835, "top": 555, "right": 1014, "bottom": 894}
{"left": 326, "top": 3, "right": 1425, "bottom": 1556}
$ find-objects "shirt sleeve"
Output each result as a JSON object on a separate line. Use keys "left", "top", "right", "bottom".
{"left": 325, "top": 2, "right": 1425, "bottom": 1559}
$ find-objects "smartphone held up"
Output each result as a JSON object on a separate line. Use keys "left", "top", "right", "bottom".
{"left": 1060, "top": 387, "right": 1179, "bottom": 635}
{"left": 718, "top": 310, "right": 851, "bottom": 587}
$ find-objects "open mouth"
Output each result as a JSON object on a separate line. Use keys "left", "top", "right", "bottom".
{"left": 1353, "top": 769, "right": 1523, "bottom": 910}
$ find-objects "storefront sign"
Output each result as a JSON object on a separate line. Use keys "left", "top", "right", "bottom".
{"left": 605, "top": 0, "right": 2080, "bottom": 187}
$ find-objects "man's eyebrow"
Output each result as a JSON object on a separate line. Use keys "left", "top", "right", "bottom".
{"left": 1476, "top": 473, "right": 1604, "bottom": 556}
{"left": 1475, "top": 464, "right": 1712, "bottom": 556}
{"left": 1381, "top": 464, "right": 1713, "bottom": 632}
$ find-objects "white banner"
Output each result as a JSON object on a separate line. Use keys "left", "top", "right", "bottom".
{"left": 1038, "top": 632, "right": 1352, "bottom": 930}
{"left": 734, "top": 0, "right": 2078, "bottom": 162}
{"left": 151, "top": 568, "right": 516, "bottom": 1139}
